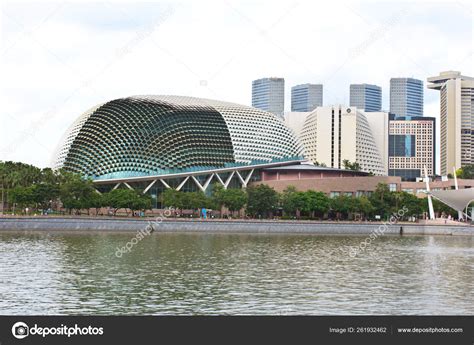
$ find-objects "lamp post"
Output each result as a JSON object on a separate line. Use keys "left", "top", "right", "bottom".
{"left": 0, "top": 183, "right": 3, "bottom": 216}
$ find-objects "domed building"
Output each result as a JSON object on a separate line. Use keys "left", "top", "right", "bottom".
{"left": 54, "top": 95, "right": 305, "bottom": 197}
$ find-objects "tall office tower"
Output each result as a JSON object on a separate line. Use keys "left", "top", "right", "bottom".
{"left": 427, "top": 71, "right": 474, "bottom": 176}
{"left": 388, "top": 114, "right": 436, "bottom": 180}
{"left": 252, "top": 77, "right": 285, "bottom": 118}
{"left": 390, "top": 78, "right": 424, "bottom": 117}
{"left": 291, "top": 84, "right": 323, "bottom": 112}
{"left": 298, "top": 105, "right": 387, "bottom": 175}
{"left": 349, "top": 84, "right": 382, "bottom": 112}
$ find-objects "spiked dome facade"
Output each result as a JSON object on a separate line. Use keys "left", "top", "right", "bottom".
{"left": 54, "top": 96, "right": 305, "bottom": 183}
{"left": 298, "top": 105, "right": 386, "bottom": 175}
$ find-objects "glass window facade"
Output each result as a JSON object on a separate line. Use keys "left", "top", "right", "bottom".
{"left": 349, "top": 84, "right": 382, "bottom": 112}
{"left": 291, "top": 84, "right": 323, "bottom": 112}
{"left": 390, "top": 78, "right": 424, "bottom": 117}
{"left": 251, "top": 78, "right": 285, "bottom": 118}
{"left": 389, "top": 135, "right": 416, "bottom": 157}
{"left": 389, "top": 169, "right": 422, "bottom": 180}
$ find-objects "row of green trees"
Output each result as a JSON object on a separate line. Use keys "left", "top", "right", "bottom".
{"left": 0, "top": 161, "right": 151, "bottom": 215}
{"left": 279, "top": 185, "right": 425, "bottom": 220}
{"left": 1, "top": 160, "right": 458, "bottom": 219}
{"left": 161, "top": 183, "right": 456, "bottom": 220}
{"left": 455, "top": 164, "right": 474, "bottom": 179}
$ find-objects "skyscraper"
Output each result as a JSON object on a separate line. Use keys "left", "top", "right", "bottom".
{"left": 349, "top": 84, "right": 382, "bottom": 112}
{"left": 252, "top": 77, "right": 284, "bottom": 118}
{"left": 390, "top": 78, "right": 424, "bottom": 117}
{"left": 291, "top": 83, "right": 323, "bottom": 112}
{"left": 388, "top": 114, "right": 435, "bottom": 180}
{"left": 428, "top": 71, "right": 474, "bottom": 176}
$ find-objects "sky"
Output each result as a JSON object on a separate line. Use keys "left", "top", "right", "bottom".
{"left": 0, "top": 0, "right": 472, "bottom": 172}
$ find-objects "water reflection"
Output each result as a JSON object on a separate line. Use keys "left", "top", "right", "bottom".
{"left": 0, "top": 233, "right": 472, "bottom": 315}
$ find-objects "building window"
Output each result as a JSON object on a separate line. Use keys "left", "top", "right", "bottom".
{"left": 330, "top": 191, "right": 340, "bottom": 198}
{"left": 389, "top": 183, "right": 397, "bottom": 192}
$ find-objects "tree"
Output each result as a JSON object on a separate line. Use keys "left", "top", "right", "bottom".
{"left": 88, "top": 192, "right": 106, "bottom": 216}
{"left": 330, "top": 195, "right": 353, "bottom": 220}
{"left": 211, "top": 183, "right": 226, "bottom": 216}
{"left": 398, "top": 192, "right": 424, "bottom": 219}
{"left": 223, "top": 189, "right": 246, "bottom": 217}
{"left": 161, "top": 189, "right": 184, "bottom": 210}
{"left": 342, "top": 159, "right": 361, "bottom": 171}
{"left": 40, "top": 168, "right": 61, "bottom": 185}
{"left": 212, "top": 184, "right": 247, "bottom": 218}
{"left": 302, "top": 190, "right": 330, "bottom": 218}
{"left": 456, "top": 165, "right": 474, "bottom": 179}
{"left": 32, "top": 183, "right": 60, "bottom": 211}
{"left": 280, "top": 186, "right": 304, "bottom": 217}
{"left": 0, "top": 161, "right": 43, "bottom": 212}
{"left": 246, "top": 184, "right": 279, "bottom": 218}
{"left": 104, "top": 189, "right": 150, "bottom": 216}
{"left": 9, "top": 186, "right": 35, "bottom": 211}
{"left": 352, "top": 196, "right": 374, "bottom": 220}
{"left": 182, "top": 191, "right": 209, "bottom": 215}
{"left": 129, "top": 193, "right": 152, "bottom": 215}
{"left": 369, "top": 183, "right": 393, "bottom": 219}
{"left": 60, "top": 174, "right": 96, "bottom": 214}
{"left": 313, "top": 161, "right": 327, "bottom": 167}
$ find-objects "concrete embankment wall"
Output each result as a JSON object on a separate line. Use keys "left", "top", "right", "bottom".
{"left": 0, "top": 217, "right": 473, "bottom": 236}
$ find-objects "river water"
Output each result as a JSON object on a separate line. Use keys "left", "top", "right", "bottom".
{"left": 0, "top": 232, "right": 472, "bottom": 315}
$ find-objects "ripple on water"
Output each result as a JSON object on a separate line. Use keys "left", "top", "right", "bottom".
{"left": 0, "top": 233, "right": 473, "bottom": 315}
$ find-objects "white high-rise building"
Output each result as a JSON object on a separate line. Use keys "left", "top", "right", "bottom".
{"left": 296, "top": 105, "right": 387, "bottom": 175}
{"left": 284, "top": 111, "right": 311, "bottom": 137}
{"left": 365, "top": 111, "right": 389, "bottom": 175}
{"left": 427, "top": 71, "right": 474, "bottom": 176}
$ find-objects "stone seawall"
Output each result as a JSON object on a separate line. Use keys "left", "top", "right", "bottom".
{"left": 0, "top": 217, "right": 473, "bottom": 236}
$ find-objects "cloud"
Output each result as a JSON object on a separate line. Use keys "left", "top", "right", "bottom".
{"left": 0, "top": 0, "right": 472, "bottom": 173}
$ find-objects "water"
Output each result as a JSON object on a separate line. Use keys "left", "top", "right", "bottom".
{"left": 0, "top": 232, "right": 473, "bottom": 315}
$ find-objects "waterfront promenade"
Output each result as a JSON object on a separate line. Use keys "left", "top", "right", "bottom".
{"left": 0, "top": 216, "right": 472, "bottom": 236}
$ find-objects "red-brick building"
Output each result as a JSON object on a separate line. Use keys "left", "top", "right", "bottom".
{"left": 251, "top": 164, "right": 474, "bottom": 198}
